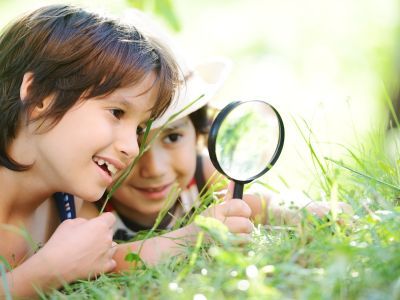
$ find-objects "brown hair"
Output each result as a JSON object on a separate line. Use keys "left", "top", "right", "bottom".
{"left": 189, "top": 105, "right": 210, "bottom": 136}
{"left": 0, "top": 4, "right": 179, "bottom": 171}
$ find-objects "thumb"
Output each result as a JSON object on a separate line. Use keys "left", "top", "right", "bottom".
{"left": 96, "top": 211, "right": 116, "bottom": 228}
{"left": 224, "top": 180, "right": 234, "bottom": 202}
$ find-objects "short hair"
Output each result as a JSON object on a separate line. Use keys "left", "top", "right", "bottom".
{"left": 188, "top": 105, "right": 210, "bottom": 136}
{"left": 0, "top": 4, "right": 179, "bottom": 171}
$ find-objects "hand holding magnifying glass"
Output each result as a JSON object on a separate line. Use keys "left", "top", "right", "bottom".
{"left": 208, "top": 100, "right": 285, "bottom": 199}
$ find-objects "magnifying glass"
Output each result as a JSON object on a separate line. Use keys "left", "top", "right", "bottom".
{"left": 208, "top": 100, "right": 285, "bottom": 199}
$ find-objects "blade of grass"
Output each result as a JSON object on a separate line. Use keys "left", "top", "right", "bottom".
{"left": 381, "top": 82, "right": 400, "bottom": 128}
{"left": 0, "top": 262, "right": 12, "bottom": 300}
{"left": 291, "top": 116, "right": 332, "bottom": 192}
{"left": 325, "top": 157, "right": 400, "bottom": 192}
{"left": 176, "top": 231, "right": 204, "bottom": 282}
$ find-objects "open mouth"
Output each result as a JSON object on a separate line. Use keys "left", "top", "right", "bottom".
{"left": 93, "top": 157, "right": 118, "bottom": 177}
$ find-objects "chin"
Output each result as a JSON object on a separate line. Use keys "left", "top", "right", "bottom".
{"left": 78, "top": 188, "right": 106, "bottom": 202}
{"left": 138, "top": 204, "right": 166, "bottom": 217}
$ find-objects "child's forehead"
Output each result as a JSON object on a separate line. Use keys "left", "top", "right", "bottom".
{"left": 160, "top": 117, "right": 191, "bottom": 131}
{"left": 100, "top": 73, "right": 158, "bottom": 108}
{"left": 119, "top": 73, "right": 158, "bottom": 97}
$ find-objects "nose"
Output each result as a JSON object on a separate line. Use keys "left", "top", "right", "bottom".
{"left": 115, "top": 127, "right": 140, "bottom": 160}
{"left": 138, "top": 146, "right": 167, "bottom": 179}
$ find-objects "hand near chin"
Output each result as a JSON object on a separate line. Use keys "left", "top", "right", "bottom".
{"left": 35, "top": 212, "right": 117, "bottom": 283}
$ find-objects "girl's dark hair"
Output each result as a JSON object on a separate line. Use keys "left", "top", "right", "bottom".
{"left": 188, "top": 104, "right": 210, "bottom": 136}
{"left": 0, "top": 4, "right": 179, "bottom": 171}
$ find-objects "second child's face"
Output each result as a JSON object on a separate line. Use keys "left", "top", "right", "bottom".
{"left": 30, "top": 72, "right": 159, "bottom": 201}
{"left": 111, "top": 116, "right": 197, "bottom": 221}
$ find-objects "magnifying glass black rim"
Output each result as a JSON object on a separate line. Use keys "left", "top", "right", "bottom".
{"left": 208, "top": 100, "right": 285, "bottom": 184}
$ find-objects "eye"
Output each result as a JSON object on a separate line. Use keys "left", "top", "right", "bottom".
{"left": 110, "top": 108, "right": 124, "bottom": 120}
{"left": 163, "top": 133, "right": 182, "bottom": 144}
{"left": 136, "top": 125, "right": 147, "bottom": 147}
{"left": 136, "top": 125, "right": 145, "bottom": 136}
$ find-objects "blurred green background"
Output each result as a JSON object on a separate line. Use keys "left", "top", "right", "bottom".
{"left": 1, "top": 0, "right": 399, "bottom": 193}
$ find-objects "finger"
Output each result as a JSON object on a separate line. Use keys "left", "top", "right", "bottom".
{"left": 107, "top": 233, "right": 114, "bottom": 243}
{"left": 224, "top": 181, "right": 234, "bottom": 202}
{"left": 108, "top": 243, "right": 118, "bottom": 258}
{"left": 223, "top": 217, "right": 254, "bottom": 234}
{"left": 97, "top": 212, "right": 116, "bottom": 228}
{"left": 221, "top": 199, "right": 252, "bottom": 218}
{"left": 104, "top": 259, "right": 117, "bottom": 272}
{"left": 62, "top": 217, "right": 86, "bottom": 226}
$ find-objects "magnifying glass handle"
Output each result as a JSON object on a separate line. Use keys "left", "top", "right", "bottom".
{"left": 233, "top": 182, "right": 244, "bottom": 199}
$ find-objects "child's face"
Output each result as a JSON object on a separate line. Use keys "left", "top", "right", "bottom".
{"left": 30, "top": 72, "right": 159, "bottom": 201}
{"left": 111, "top": 116, "right": 197, "bottom": 219}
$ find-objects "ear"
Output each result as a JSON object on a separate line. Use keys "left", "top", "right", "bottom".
{"left": 20, "top": 72, "right": 34, "bottom": 102}
{"left": 21, "top": 72, "right": 53, "bottom": 118}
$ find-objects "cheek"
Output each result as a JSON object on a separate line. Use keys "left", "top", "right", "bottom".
{"left": 48, "top": 108, "right": 113, "bottom": 151}
{"left": 111, "top": 169, "right": 141, "bottom": 201}
{"left": 174, "top": 144, "right": 197, "bottom": 187}
{"left": 111, "top": 184, "right": 136, "bottom": 207}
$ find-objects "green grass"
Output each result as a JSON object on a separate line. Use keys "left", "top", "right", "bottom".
{"left": 40, "top": 121, "right": 400, "bottom": 300}
{"left": 44, "top": 211, "right": 400, "bottom": 299}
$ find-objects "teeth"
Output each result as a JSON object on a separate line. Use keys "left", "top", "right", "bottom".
{"left": 106, "top": 162, "right": 118, "bottom": 176}
{"left": 93, "top": 157, "right": 118, "bottom": 176}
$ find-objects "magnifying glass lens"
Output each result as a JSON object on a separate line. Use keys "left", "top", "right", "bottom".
{"left": 208, "top": 100, "right": 285, "bottom": 198}
{"left": 215, "top": 102, "right": 281, "bottom": 181}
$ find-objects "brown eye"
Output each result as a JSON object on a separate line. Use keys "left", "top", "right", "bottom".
{"left": 164, "top": 133, "right": 182, "bottom": 144}
{"left": 136, "top": 126, "right": 144, "bottom": 136}
{"left": 110, "top": 109, "right": 124, "bottom": 120}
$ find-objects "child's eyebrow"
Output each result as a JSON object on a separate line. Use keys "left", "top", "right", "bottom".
{"left": 102, "top": 97, "right": 140, "bottom": 112}
{"left": 163, "top": 119, "right": 189, "bottom": 131}
{"left": 107, "top": 98, "right": 130, "bottom": 108}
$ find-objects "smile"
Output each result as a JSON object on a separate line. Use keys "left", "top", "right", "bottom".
{"left": 134, "top": 183, "right": 175, "bottom": 200}
{"left": 93, "top": 156, "right": 118, "bottom": 177}
{"left": 136, "top": 183, "right": 172, "bottom": 192}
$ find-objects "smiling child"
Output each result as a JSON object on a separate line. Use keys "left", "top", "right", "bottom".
{"left": 0, "top": 4, "right": 181, "bottom": 298}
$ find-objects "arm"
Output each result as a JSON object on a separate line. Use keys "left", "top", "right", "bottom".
{"left": 77, "top": 201, "right": 197, "bottom": 266}
{"left": 78, "top": 202, "right": 201, "bottom": 269}
{"left": 1, "top": 255, "right": 60, "bottom": 300}
{"left": 243, "top": 188, "right": 353, "bottom": 225}
{"left": 1, "top": 213, "right": 116, "bottom": 299}
{"left": 113, "top": 223, "right": 200, "bottom": 270}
